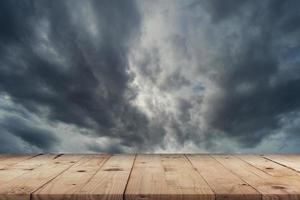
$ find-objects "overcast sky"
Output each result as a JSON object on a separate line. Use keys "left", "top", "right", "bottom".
{"left": 0, "top": 0, "right": 300, "bottom": 153}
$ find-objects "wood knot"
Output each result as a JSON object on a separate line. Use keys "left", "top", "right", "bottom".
{"left": 9, "top": 186, "right": 32, "bottom": 194}
{"left": 272, "top": 185, "right": 286, "bottom": 190}
{"left": 163, "top": 156, "right": 180, "bottom": 159}
{"left": 139, "top": 194, "right": 148, "bottom": 199}
{"left": 24, "top": 168, "right": 34, "bottom": 171}
{"left": 77, "top": 170, "right": 86, "bottom": 172}
{"left": 163, "top": 166, "right": 174, "bottom": 172}
{"left": 103, "top": 168, "right": 123, "bottom": 171}
{"left": 265, "top": 167, "right": 273, "bottom": 170}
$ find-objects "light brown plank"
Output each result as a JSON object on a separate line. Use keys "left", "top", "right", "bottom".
{"left": 187, "top": 154, "right": 260, "bottom": 200}
{"left": 0, "top": 154, "right": 83, "bottom": 200}
{"left": 32, "top": 154, "right": 110, "bottom": 200}
{"left": 213, "top": 155, "right": 300, "bottom": 200}
{"left": 125, "top": 154, "right": 214, "bottom": 200}
{"left": 0, "top": 154, "right": 39, "bottom": 169}
{"left": 79, "top": 154, "right": 135, "bottom": 200}
{"left": 0, "top": 154, "right": 59, "bottom": 186}
{"left": 0, "top": 154, "right": 19, "bottom": 161}
{"left": 0, "top": 155, "right": 9, "bottom": 159}
{"left": 263, "top": 155, "right": 300, "bottom": 173}
{"left": 237, "top": 155, "right": 300, "bottom": 177}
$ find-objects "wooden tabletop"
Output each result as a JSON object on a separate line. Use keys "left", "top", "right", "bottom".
{"left": 0, "top": 154, "right": 300, "bottom": 200}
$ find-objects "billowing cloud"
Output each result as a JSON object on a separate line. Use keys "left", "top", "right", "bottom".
{"left": 0, "top": 0, "right": 300, "bottom": 153}
{"left": 129, "top": 0, "right": 300, "bottom": 152}
{"left": 0, "top": 0, "right": 158, "bottom": 153}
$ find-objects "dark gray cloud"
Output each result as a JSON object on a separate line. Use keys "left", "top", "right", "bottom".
{"left": 0, "top": 0, "right": 139, "bottom": 127}
{"left": 0, "top": 115, "right": 58, "bottom": 152}
{"left": 129, "top": 0, "right": 300, "bottom": 152}
{"left": 0, "top": 0, "right": 161, "bottom": 152}
{"left": 0, "top": 0, "right": 300, "bottom": 153}
{"left": 199, "top": 0, "right": 300, "bottom": 148}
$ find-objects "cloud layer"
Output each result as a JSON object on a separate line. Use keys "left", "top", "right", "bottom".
{"left": 0, "top": 0, "right": 300, "bottom": 153}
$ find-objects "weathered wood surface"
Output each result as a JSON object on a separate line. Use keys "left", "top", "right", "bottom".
{"left": 0, "top": 154, "right": 299, "bottom": 200}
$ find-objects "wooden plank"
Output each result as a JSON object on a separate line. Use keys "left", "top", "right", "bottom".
{"left": 0, "top": 154, "right": 300, "bottom": 200}
{"left": 0, "top": 154, "right": 39, "bottom": 169}
{"left": 32, "top": 154, "right": 110, "bottom": 200}
{"left": 0, "top": 154, "right": 18, "bottom": 161}
{"left": 213, "top": 155, "right": 300, "bottom": 200}
{"left": 79, "top": 154, "right": 135, "bottom": 200}
{"left": 0, "top": 155, "right": 8, "bottom": 159}
{"left": 125, "top": 154, "right": 214, "bottom": 200}
{"left": 237, "top": 155, "right": 300, "bottom": 177}
{"left": 0, "top": 154, "right": 37, "bottom": 159}
{"left": 0, "top": 154, "right": 58, "bottom": 186}
{"left": 263, "top": 155, "right": 300, "bottom": 173}
{"left": 187, "top": 154, "right": 260, "bottom": 200}
{"left": 0, "top": 154, "right": 83, "bottom": 200}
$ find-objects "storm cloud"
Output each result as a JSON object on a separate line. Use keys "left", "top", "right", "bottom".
{"left": 0, "top": 0, "right": 300, "bottom": 153}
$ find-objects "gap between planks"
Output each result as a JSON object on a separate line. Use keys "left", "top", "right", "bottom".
{"left": 214, "top": 155, "right": 300, "bottom": 200}
{"left": 0, "top": 154, "right": 84, "bottom": 200}
{"left": 184, "top": 155, "right": 217, "bottom": 200}
{"left": 262, "top": 155, "right": 300, "bottom": 173}
{"left": 123, "top": 154, "right": 137, "bottom": 200}
{"left": 187, "top": 154, "right": 262, "bottom": 200}
{"left": 31, "top": 154, "right": 112, "bottom": 200}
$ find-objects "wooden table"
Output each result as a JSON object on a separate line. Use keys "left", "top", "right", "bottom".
{"left": 0, "top": 154, "right": 300, "bottom": 200}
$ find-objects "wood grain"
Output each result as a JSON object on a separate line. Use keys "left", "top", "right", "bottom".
{"left": 32, "top": 154, "right": 110, "bottom": 200}
{"left": 263, "top": 154, "right": 300, "bottom": 173}
{"left": 187, "top": 154, "right": 260, "bottom": 200}
{"left": 125, "top": 154, "right": 214, "bottom": 200}
{"left": 0, "top": 155, "right": 83, "bottom": 200}
{"left": 79, "top": 154, "right": 135, "bottom": 200}
{"left": 213, "top": 155, "right": 300, "bottom": 200}
{"left": 237, "top": 155, "right": 300, "bottom": 177}
{"left": 0, "top": 154, "right": 300, "bottom": 200}
{"left": 0, "top": 154, "right": 39, "bottom": 169}
{"left": 0, "top": 154, "right": 58, "bottom": 186}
